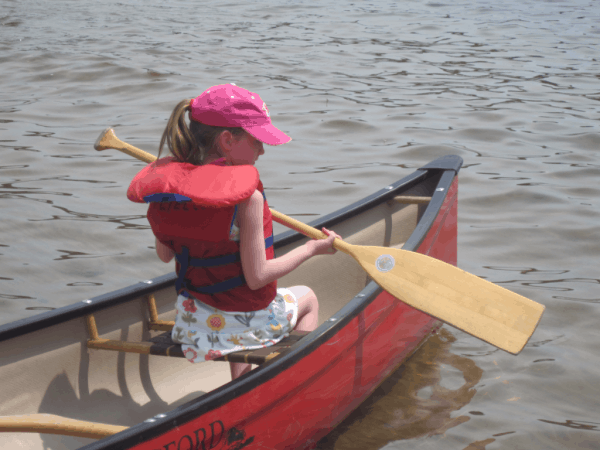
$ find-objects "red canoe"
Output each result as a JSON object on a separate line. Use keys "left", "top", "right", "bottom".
{"left": 0, "top": 155, "right": 462, "bottom": 450}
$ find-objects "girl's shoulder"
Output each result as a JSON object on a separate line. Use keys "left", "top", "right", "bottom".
{"left": 240, "top": 189, "right": 264, "bottom": 209}
{"left": 238, "top": 189, "right": 265, "bottom": 222}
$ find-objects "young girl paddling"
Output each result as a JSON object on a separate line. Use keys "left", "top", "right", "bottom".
{"left": 127, "top": 84, "right": 341, "bottom": 380}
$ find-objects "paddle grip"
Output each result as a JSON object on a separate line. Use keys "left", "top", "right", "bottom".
{"left": 95, "top": 128, "right": 157, "bottom": 164}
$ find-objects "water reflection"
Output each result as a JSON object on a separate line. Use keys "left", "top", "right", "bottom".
{"left": 538, "top": 419, "right": 600, "bottom": 432}
{"left": 54, "top": 249, "right": 125, "bottom": 261}
{"left": 317, "top": 329, "right": 483, "bottom": 449}
{"left": 0, "top": 293, "right": 35, "bottom": 300}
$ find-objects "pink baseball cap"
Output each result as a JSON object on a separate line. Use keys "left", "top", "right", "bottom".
{"left": 189, "top": 84, "right": 291, "bottom": 146}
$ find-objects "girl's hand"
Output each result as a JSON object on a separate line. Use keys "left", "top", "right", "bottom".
{"left": 306, "top": 228, "right": 342, "bottom": 256}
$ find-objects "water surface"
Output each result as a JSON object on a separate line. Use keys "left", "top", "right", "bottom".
{"left": 1, "top": 0, "right": 599, "bottom": 448}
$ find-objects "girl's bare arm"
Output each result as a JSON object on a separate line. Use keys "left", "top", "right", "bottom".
{"left": 238, "top": 190, "right": 339, "bottom": 290}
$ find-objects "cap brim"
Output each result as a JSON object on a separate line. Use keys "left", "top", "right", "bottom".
{"left": 244, "top": 124, "right": 291, "bottom": 146}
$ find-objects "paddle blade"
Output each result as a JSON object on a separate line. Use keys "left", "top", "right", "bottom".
{"left": 349, "top": 245, "right": 544, "bottom": 354}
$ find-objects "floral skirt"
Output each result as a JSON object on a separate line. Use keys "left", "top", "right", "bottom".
{"left": 171, "top": 288, "right": 299, "bottom": 363}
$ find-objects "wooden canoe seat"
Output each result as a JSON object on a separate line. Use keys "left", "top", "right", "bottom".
{"left": 87, "top": 327, "right": 308, "bottom": 365}
{"left": 85, "top": 295, "right": 309, "bottom": 365}
{"left": 148, "top": 330, "right": 309, "bottom": 364}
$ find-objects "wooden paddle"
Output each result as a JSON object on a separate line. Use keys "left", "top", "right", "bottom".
{"left": 95, "top": 128, "right": 545, "bottom": 355}
{"left": 0, "top": 413, "right": 126, "bottom": 439}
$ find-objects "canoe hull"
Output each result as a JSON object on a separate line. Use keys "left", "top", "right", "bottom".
{"left": 0, "top": 156, "right": 461, "bottom": 450}
{"left": 123, "top": 172, "right": 459, "bottom": 450}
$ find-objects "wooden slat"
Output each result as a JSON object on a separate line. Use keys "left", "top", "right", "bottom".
{"left": 392, "top": 195, "right": 432, "bottom": 204}
{"left": 148, "top": 320, "right": 175, "bottom": 332}
{"left": 85, "top": 315, "right": 99, "bottom": 341}
{"left": 87, "top": 336, "right": 185, "bottom": 358}
{"left": 146, "top": 294, "right": 160, "bottom": 322}
{"left": 146, "top": 295, "right": 176, "bottom": 331}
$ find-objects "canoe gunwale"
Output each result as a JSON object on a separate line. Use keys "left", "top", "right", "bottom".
{"left": 77, "top": 155, "right": 463, "bottom": 450}
{"left": 0, "top": 273, "right": 175, "bottom": 343}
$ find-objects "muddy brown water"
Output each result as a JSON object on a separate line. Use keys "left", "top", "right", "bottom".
{"left": 1, "top": 1, "right": 599, "bottom": 448}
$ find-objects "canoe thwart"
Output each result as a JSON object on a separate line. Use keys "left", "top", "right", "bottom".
{"left": 392, "top": 195, "right": 432, "bottom": 204}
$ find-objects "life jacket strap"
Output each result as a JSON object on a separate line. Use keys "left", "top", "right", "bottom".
{"left": 180, "top": 275, "right": 246, "bottom": 296}
{"left": 176, "top": 251, "right": 240, "bottom": 268}
{"left": 144, "top": 193, "right": 192, "bottom": 203}
{"left": 174, "top": 236, "right": 273, "bottom": 269}
{"left": 174, "top": 236, "right": 273, "bottom": 295}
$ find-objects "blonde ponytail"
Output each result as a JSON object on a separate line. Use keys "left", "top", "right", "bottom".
{"left": 158, "top": 99, "right": 246, "bottom": 165}
{"left": 158, "top": 99, "right": 202, "bottom": 164}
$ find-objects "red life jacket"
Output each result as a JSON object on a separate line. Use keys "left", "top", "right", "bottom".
{"left": 127, "top": 157, "right": 277, "bottom": 312}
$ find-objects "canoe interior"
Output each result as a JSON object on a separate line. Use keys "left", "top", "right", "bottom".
{"left": 0, "top": 162, "right": 458, "bottom": 450}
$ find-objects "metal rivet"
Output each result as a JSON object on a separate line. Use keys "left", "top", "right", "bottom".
{"left": 155, "top": 414, "right": 167, "bottom": 418}
{"left": 436, "top": 188, "right": 445, "bottom": 192}
{"left": 82, "top": 299, "right": 92, "bottom": 304}
{"left": 328, "top": 318, "right": 337, "bottom": 322}
{"left": 357, "top": 294, "right": 365, "bottom": 298}
{"left": 144, "top": 418, "right": 156, "bottom": 423}
{"left": 385, "top": 186, "right": 394, "bottom": 190}
{"left": 142, "top": 280, "right": 153, "bottom": 284}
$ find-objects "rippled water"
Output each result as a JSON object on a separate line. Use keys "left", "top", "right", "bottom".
{"left": 1, "top": 0, "right": 599, "bottom": 448}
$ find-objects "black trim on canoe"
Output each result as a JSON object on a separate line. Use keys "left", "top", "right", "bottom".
{"left": 0, "top": 273, "right": 175, "bottom": 342}
{"left": 78, "top": 155, "right": 463, "bottom": 450}
{"left": 419, "top": 154, "right": 462, "bottom": 173}
{"left": 0, "top": 156, "right": 461, "bottom": 343}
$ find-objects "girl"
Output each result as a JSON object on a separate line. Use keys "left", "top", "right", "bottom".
{"left": 127, "top": 84, "right": 341, "bottom": 380}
